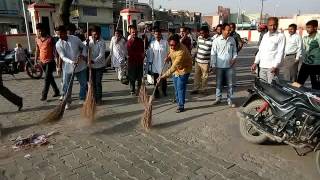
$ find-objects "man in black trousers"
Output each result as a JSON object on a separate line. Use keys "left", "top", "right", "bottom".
{"left": 0, "top": 63, "right": 23, "bottom": 111}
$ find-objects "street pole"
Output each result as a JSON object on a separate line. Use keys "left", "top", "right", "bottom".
{"left": 237, "top": 0, "right": 241, "bottom": 30}
{"left": 21, "top": 0, "right": 32, "bottom": 53}
{"left": 259, "top": 0, "right": 264, "bottom": 24}
{"left": 149, "top": 0, "right": 155, "bottom": 27}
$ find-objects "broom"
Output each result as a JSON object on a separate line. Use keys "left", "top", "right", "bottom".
{"left": 81, "top": 23, "right": 96, "bottom": 124}
{"left": 140, "top": 62, "right": 168, "bottom": 130}
{"left": 40, "top": 64, "right": 77, "bottom": 123}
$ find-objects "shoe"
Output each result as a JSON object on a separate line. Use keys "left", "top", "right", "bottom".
{"left": 52, "top": 93, "right": 60, "bottom": 98}
{"left": 190, "top": 90, "right": 199, "bottom": 95}
{"left": 155, "top": 93, "right": 160, "bottom": 99}
{"left": 65, "top": 103, "right": 71, "bottom": 110}
{"left": 228, "top": 100, "right": 236, "bottom": 108}
{"left": 176, "top": 108, "right": 184, "bottom": 113}
{"left": 59, "top": 96, "right": 64, "bottom": 101}
{"left": 171, "top": 98, "right": 176, "bottom": 103}
{"left": 130, "top": 91, "right": 135, "bottom": 96}
{"left": 78, "top": 100, "right": 85, "bottom": 105}
{"left": 18, "top": 103, "right": 23, "bottom": 111}
{"left": 163, "top": 92, "right": 167, "bottom": 97}
{"left": 40, "top": 97, "right": 47, "bottom": 101}
{"left": 212, "top": 98, "right": 221, "bottom": 105}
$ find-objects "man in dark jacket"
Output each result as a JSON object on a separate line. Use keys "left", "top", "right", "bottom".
{"left": 127, "top": 26, "right": 145, "bottom": 95}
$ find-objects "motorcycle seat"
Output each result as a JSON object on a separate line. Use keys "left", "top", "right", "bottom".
{"left": 256, "top": 79, "right": 294, "bottom": 104}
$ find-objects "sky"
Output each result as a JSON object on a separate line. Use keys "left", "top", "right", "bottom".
{"left": 139, "top": 0, "right": 320, "bottom": 16}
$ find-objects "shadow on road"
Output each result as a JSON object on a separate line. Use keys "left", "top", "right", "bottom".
{"left": 0, "top": 104, "right": 57, "bottom": 115}
{"left": 0, "top": 123, "right": 37, "bottom": 138}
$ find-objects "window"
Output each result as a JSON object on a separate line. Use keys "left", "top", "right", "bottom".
{"left": 83, "top": 7, "right": 97, "bottom": 16}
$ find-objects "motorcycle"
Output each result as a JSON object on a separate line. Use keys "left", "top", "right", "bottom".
{"left": 237, "top": 78, "right": 320, "bottom": 174}
{"left": 0, "top": 49, "right": 43, "bottom": 79}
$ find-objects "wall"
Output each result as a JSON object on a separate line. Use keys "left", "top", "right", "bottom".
{"left": 5, "top": 34, "right": 36, "bottom": 51}
{"left": 79, "top": 6, "right": 113, "bottom": 24}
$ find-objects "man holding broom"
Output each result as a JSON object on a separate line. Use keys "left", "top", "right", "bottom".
{"left": 88, "top": 26, "right": 106, "bottom": 105}
{"left": 158, "top": 34, "right": 193, "bottom": 113}
{"left": 55, "top": 25, "right": 88, "bottom": 110}
{"left": 127, "top": 26, "right": 145, "bottom": 96}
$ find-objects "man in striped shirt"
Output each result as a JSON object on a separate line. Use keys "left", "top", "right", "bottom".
{"left": 191, "top": 26, "right": 213, "bottom": 94}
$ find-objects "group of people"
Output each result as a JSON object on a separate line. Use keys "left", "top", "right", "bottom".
{"left": 252, "top": 18, "right": 320, "bottom": 91}
{"left": 0, "top": 18, "right": 319, "bottom": 114}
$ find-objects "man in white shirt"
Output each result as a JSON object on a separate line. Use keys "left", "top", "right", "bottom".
{"left": 147, "top": 28, "right": 169, "bottom": 98}
{"left": 55, "top": 25, "right": 88, "bottom": 109}
{"left": 211, "top": 23, "right": 238, "bottom": 107}
{"left": 251, "top": 17, "right": 286, "bottom": 84}
{"left": 282, "top": 23, "right": 302, "bottom": 82}
{"left": 89, "top": 26, "right": 106, "bottom": 105}
{"left": 110, "top": 30, "right": 127, "bottom": 81}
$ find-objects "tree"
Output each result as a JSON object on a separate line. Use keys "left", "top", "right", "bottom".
{"left": 59, "top": 0, "right": 73, "bottom": 26}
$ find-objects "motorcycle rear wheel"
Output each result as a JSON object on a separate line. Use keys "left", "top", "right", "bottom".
{"left": 26, "top": 63, "right": 42, "bottom": 79}
{"left": 316, "top": 151, "right": 320, "bottom": 175}
{"left": 239, "top": 99, "right": 268, "bottom": 144}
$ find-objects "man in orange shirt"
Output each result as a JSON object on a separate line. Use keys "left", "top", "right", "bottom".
{"left": 35, "top": 23, "right": 60, "bottom": 101}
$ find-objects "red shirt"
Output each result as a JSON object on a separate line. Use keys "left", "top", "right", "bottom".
{"left": 127, "top": 37, "right": 144, "bottom": 67}
{"left": 36, "top": 36, "right": 54, "bottom": 64}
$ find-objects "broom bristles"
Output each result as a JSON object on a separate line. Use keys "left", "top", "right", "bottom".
{"left": 81, "top": 82, "right": 96, "bottom": 124}
{"left": 40, "top": 101, "right": 66, "bottom": 123}
{"left": 138, "top": 82, "right": 148, "bottom": 105}
{"left": 142, "top": 101, "right": 152, "bottom": 129}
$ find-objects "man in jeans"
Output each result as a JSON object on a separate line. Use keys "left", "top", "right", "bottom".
{"left": 282, "top": 23, "right": 302, "bottom": 82}
{"left": 35, "top": 23, "right": 60, "bottom": 101}
{"left": 211, "top": 23, "right": 238, "bottom": 107}
{"left": 297, "top": 20, "right": 320, "bottom": 90}
{"left": 251, "top": 17, "right": 286, "bottom": 83}
{"left": 55, "top": 25, "right": 87, "bottom": 109}
{"left": 89, "top": 26, "right": 106, "bottom": 105}
{"left": 158, "top": 34, "right": 193, "bottom": 113}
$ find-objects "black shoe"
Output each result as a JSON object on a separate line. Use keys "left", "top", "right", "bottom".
{"left": 163, "top": 91, "right": 167, "bottom": 97}
{"left": 190, "top": 90, "right": 199, "bottom": 95}
{"left": 176, "top": 108, "right": 184, "bottom": 113}
{"left": 155, "top": 93, "right": 160, "bottom": 99}
{"left": 40, "top": 97, "right": 47, "bottom": 101}
{"left": 18, "top": 103, "right": 23, "bottom": 111}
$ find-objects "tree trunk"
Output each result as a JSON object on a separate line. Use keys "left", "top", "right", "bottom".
{"left": 59, "top": 0, "right": 73, "bottom": 26}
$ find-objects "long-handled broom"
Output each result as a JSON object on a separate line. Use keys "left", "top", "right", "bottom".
{"left": 81, "top": 23, "right": 96, "bottom": 124}
{"left": 40, "top": 64, "right": 77, "bottom": 123}
{"left": 140, "top": 62, "right": 168, "bottom": 130}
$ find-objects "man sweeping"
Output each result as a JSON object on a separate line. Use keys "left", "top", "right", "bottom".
{"left": 127, "top": 26, "right": 144, "bottom": 96}
{"left": 55, "top": 25, "right": 88, "bottom": 110}
{"left": 158, "top": 34, "right": 193, "bottom": 113}
{"left": 88, "top": 26, "right": 106, "bottom": 105}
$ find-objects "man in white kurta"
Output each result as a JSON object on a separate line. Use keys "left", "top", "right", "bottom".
{"left": 109, "top": 30, "right": 127, "bottom": 81}
{"left": 147, "top": 29, "right": 169, "bottom": 98}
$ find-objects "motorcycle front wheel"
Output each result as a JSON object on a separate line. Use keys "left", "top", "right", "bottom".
{"left": 239, "top": 99, "right": 268, "bottom": 144}
{"left": 26, "top": 63, "right": 42, "bottom": 79}
{"left": 316, "top": 150, "right": 320, "bottom": 175}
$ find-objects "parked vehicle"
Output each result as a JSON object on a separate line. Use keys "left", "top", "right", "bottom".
{"left": 238, "top": 78, "right": 320, "bottom": 174}
{"left": 0, "top": 49, "right": 43, "bottom": 79}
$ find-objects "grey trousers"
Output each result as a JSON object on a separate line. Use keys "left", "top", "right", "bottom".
{"left": 282, "top": 54, "right": 299, "bottom": 82}
{"left": 259, "top": 68, "right": 277, "bottom": 84}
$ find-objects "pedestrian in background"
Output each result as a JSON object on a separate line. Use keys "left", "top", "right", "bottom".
{"left": 55, "top": 25, "right": 88, "bottom": 110}
{"left": 127, "top": 26, "right": 145, "bottom": 95}
{"left": 110, "top": 30, "right": 127, "bottom": 82}
{"left": 89, "top": 26, "right": 106, "bottom": 105}
{"left": 35, "top": 23, "right": 60, "bottom": 101}
{"left": 282, "top": 23, "right": 302, "bottom": 82}
{"left": 297, "top": 20, "right": 320, "bottom": 90}
{"left": 158, "top": 34, "right": 193, "bottom": 113}
{"left": 179, "top": 27, "right": 192, "bottom": 53}
{"left": 14, "top": 43, "right": 25, "bottom": 72}
{"left": 213, "top": 24, "right": 223, "bottom": 40}
{"left": 147, "top": 28, "right": 169, "bottom": 98}
{"left": 191, "top": 26, "right": 212, "bottom": 95}
{"left": 211, "top": 23, "right": 238, "bottom": 107}
{"left": 251, "top": 17, "right": 286, "bottom": 84}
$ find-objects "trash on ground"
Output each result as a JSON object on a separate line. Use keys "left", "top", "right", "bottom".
{"left": 24, "top": 154, "right": 31, "bottom": 159}
{"left": 11, "top": 131, "right": 59, "bottom": 151}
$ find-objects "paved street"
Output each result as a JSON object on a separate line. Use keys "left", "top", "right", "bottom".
{"left": 0, "top": 44, "right": 318, "bottom": 180}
